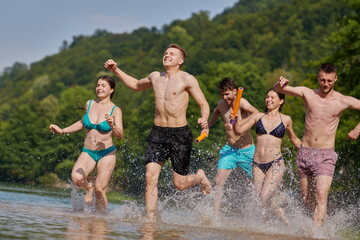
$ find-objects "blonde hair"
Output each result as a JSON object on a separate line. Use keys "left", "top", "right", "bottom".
{"left": 167, "top": 43, "right": 187, "bottom": 59}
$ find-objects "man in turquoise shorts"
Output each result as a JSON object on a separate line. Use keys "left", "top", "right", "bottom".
{"left": 208, "top": 78, "right": 258, "bottom": 216}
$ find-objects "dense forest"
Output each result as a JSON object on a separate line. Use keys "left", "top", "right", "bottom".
{"left": 0, "top": 0, "right": 359, "bottom": 196}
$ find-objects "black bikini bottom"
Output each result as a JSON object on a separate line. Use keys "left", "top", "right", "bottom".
{"left": 253, "top": 156, "right": 284, "bottom": 174}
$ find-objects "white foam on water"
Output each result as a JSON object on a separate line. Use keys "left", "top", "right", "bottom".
{"left": 106, "top": 173, "right": 358, "bottom": 240}
{"left": 71, "top": 184, "right": 85, "bottom": 212}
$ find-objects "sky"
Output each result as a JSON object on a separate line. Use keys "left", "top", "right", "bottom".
{"left": 0, "top": 0, "right": 239, "bottom": 73}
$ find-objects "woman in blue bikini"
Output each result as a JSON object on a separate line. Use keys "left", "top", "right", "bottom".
{"left": 49, "top": 75, "right": 124, "bottom": 213}
{"left": 232, "top": 88, "right": 301, "bottom": 224}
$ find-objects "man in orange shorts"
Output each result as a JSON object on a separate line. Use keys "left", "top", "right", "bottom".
{"left": 274, "top": 63, "right": 360, "bottom": 226}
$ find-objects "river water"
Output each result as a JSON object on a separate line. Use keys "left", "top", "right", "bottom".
{"left": 0, "top": 183, "right": 358, "bottom": 240}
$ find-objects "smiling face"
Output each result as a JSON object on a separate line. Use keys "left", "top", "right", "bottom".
{"left": 162, "top": 47, "right": 184, "bottom": 68}
{"left": 96, "top": 78, "right": 114, "bottom": 99}
{"left": 317, "top": 71, "right": 337, "bottom": 94}
{"left": 220, "top": 89, "right": 237, "bottom": 106}
{"left": 265, "top": 90, "right": 284, "bottom": 112}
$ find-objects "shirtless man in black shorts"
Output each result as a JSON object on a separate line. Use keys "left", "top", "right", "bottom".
{"left": 104, "top": 44, "right": 211, "bottom": 221}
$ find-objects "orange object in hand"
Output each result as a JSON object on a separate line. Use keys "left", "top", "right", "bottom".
{"left": 230, "top": 87, "right": 244, "bottom": 124}
{"left": 195, "top": 132, "right": 207, "bottom": 143}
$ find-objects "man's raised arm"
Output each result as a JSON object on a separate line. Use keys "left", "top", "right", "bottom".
{"left": 104, "top": 59, "right": 152, "bottom": 91}
{"left": 274, "top": 76, "right": 306, "bottom": 97}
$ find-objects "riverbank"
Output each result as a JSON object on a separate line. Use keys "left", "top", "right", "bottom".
{"left": 0, "top": 181, "right": 140, "bottom": 204}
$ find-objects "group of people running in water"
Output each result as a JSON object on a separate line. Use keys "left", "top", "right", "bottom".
{"left": 49, "top": 44, "right": 360, "bottom": 227}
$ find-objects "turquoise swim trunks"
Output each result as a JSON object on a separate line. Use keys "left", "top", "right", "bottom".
{"left": 217, "top": 144, "right": 255, "bottom": 179}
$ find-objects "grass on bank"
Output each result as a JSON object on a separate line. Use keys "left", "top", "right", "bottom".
{"left": 0, "top": 181, "right": 141, "bottom": 204}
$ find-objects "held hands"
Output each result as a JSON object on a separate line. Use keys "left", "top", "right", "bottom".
{"left": 198, "top": 118, "right": 209, "bottom": 136}
{"left": 197, "top": 118, "right": 209, "bottom": 129}
{"left": 278, "top": 76, "right": 289, "bottom": 88}
{"left": 104, "top": 59, "right": 118, "bottom": 72}
{"left": 49, "top": 124, "right": 63, "bottom": 134}
{"left": 105, "top": 114, "right": 115, "bottom": 129}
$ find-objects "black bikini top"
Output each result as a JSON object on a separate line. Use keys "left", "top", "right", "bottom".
{"left": 255, "top": 114, "right": 285, "bottom": 138}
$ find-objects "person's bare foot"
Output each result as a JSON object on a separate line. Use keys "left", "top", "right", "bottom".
{"left": 273, "top": 207, "right": 290, "bottom": 226}
{"left": 197, "top": 169, "right": 211, "bottom": 194}
{"left": 84, "top": 183, "right": 93, "bottom": 205}
{"left": 278, "top": 210, "right": 290, "bottom": 226}
{"left": 146, "top": 211, "right": 157, "bottom": 222}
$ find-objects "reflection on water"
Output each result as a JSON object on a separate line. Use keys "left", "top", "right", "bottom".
{"left": 140, "top": 222, "right": 187, "bottom": 240}
{"left": 67, "top": 216, "right": 109, "bottom": 240}
{"left": 0, "top": 184, "right": 359, "bottom": 240}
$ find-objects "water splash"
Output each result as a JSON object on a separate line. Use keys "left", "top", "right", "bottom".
{"left": 97, "top": 144, "right": 359, "bottom": 239}
{"left": 71, "top": 183, "right": 84, "bottom": 212}
{"left": 108, "top": 166, "right": 358, "bottom": 239}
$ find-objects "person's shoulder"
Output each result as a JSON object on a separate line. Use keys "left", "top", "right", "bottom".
{"left": 113, "top": 105, "right": 122, "bottom": 114}
{"left": 83, "top": 100, "right": 91, "bottom": 111}
{"left": 180, "top": 71, "right": 199, "bottom": 86}
{"left": 302, "top": 88, "right": 319, "bottom": 97}
{"left": 333, "top": 90, "right": 357, "bottom": 104}
{"left": 85, "top": 99, "right": 92, "bottom": 106}
{"left": 240, "top": 97, "right": 252, "bottom": 105}
{"left": 298, "top": 86, "right": 314, "bottom": 92}
{"left": 149, "top": 71, "right": 161, "bottom": 78}
{"left": 241, "top": 97, "right": 249, "bottom": 102}
{"left": 179, "top": 70, "right": 191, "bottom": 75}
{"left": 333, "top": 90, "right": 345, "bottom": 97}
{"left": 280, "top": 113, "right": 292, "bottom": 122}
{"left": 177, "top": 71, "right": 194, "bottom": 79}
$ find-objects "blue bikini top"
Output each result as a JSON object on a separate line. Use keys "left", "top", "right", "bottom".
{"left": 255, "top": 114, "right": 285, "bottom": 138}
{"left": 82, "top": 100, "right": 117, "bottom": 133}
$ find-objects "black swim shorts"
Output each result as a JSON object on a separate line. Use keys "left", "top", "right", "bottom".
{"left": 145, "top": 125, "right": 193, "bottom": 175}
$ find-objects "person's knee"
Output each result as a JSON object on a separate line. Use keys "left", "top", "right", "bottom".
{"left": 145, "top": 171, "right": 159, "bottom": 186}
{"left": 316, "top": 189, "right": 329, "bottom": 205}
{"left": 71, "top": 172, "right": 84, "bottom": 185}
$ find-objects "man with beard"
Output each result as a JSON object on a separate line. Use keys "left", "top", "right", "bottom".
{"left": 274, "top": 63, "right": 360, "bottom": 226}
{"left": 208, "top": 77, "right": 258, "bottom": 216}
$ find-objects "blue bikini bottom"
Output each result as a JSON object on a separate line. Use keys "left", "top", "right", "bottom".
{"left": 82, "top": 146, "right": 116, "bottom": 163}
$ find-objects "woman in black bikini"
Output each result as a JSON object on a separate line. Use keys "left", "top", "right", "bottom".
{"left": 232, "top": 88, "right": 301, "bottom": 224}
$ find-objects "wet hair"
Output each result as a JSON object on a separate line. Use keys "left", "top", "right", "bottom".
{"left": 97, "top": 75, "right": 116, "bottom": 99}
{"left": 167, "top": 43, "right": 187, "bottom": 59}
{"left": 265, "top": 87, "right": 285, "bottom": 112}
{"left": 217, "top": 77, "right": 237, "bottom": 92}
{"left": 319, "top": 63, "right": 337, "bottom": 74}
